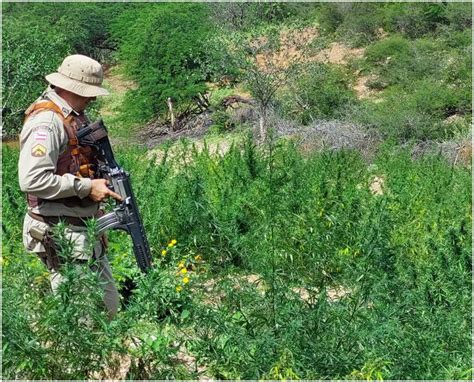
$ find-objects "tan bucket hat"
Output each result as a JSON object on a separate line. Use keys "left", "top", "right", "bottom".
{"left": 45, "top": 54, "right": 109, "bottom": 97}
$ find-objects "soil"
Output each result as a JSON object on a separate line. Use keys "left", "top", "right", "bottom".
{"left": 312, "top": 42, "right": 365, "bottom": 65}
{"left": 253, "top": 27, "right": 366, "bottom": 70}
{"left": 2, "top": 139, "right": 20, "bottom": 149}
{"left": 353, "top": 74, "right": 381, "bottom": 100}
{"left": 250, "top": 27, "right": 379, "bottom": 101}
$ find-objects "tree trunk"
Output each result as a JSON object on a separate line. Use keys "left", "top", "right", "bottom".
{"left": 167, "top": 97, "right": 175, "bottom": 132}
{"left": 259, "top": 109, "right": 267, "bottom": 143}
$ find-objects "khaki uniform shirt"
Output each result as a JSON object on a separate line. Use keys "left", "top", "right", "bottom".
{"left": 18, "top": 87, "right": 97, "bottom": 218}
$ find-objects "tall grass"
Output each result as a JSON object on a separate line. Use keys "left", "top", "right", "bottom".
{"left": 2, "top": 138, "right": 471, "bottom": 379}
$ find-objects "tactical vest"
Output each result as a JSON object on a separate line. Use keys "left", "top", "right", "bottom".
{"left": 23, "top": 100, "right": 99, "bottom": 208}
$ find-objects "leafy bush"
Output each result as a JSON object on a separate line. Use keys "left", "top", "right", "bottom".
{"left": 279, "top": 63, "right": 356, "bottom": 124}
{"left": 365, "top": 34, "right": 411, "bottom": 64}
{"left": 1, "top": 2, "right": 125, "bottom": 137}
{"left": 110, "top": 3, "right": 219, "bottom": 123}
{"left": 1, "top": 19, "right": 70, "bottom": 137}
{"left": 383, "top": 3, "right": 447, "bottom": 38}
{"left": 208, "top": 110, "right": 235, "bottom": 134}
{"left": 317, "top": 3, "right": 471, "bottom": 44}
{"left": 364, "top": 36, "right": 447, "bottom": 87}
{"left": 316, "top": 3, "right": 345, "bottom": 34}
{"left": 336, "top": 2, "right": 386, "bottom": 47}
{"left": 358, "top": 32, "right": 471, "bottom": 140}
{"left": 443, "top": 2, "right": 472, "bottom": 31}
{"left": 352, "top": 76, "right": 471, "bottom": 141}
{"left": 208, "top": 3, "right": 314, "bottom": 31}
{"left": 383, "top": 2, "right": 471, "bottom": 38}
{"left": 3, "top": 139, "right": 471, "bottom": 379}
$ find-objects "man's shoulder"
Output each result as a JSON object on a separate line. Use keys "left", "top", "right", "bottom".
{"left": 20, "top": 108, "right": 67, "bottom": 147}
{"left": 22, "top": 109, "right": 63, "bottom": 133}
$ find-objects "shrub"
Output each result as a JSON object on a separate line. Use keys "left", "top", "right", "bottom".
{"left": 443, "top": 2, "right": 472, "bottom": 31}
{"left": 383, "top": 3, "right": 445, "bottom": 38}
{"left": 279, "top": 63, "right": 357, "bottom": 124}
{"left": 365, "top": 34, "right": 411, "bottom": 64}
{"left": 2, "top": 140, "right": 472, "bottom": 379}
{"left": 1, "top": 2, "right": 125, "bottom": 137}
{"left": 110, "top": 3, "right": 219, "bottom": 123}
{"left": 208, "top": 110, "right": 235, "bottom": 134}
{"left": 351, "top": 76, "right": 471, "bottom": 141}
{"left": 208, "top": 3, "right": 309, "bottom": 32}
{"left": 2, "top": 19, "right": 70, "bottom": 137}
{"left": 337, "top": 2, "right": 385, "bottom": 47}
{"left": 364, "top": 35, "right": 471, "bottom": 95}
{"left": 317, "top": 3, "right": 344, "bottom": 34}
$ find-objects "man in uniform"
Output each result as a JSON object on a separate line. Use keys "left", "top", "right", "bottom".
{"left": 18, "top": 54, "right": 123, "bottom": 319}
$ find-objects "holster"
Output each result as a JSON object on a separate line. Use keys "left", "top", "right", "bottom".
{"left": 29, "top": 226, "right": 61, "bottom": 271}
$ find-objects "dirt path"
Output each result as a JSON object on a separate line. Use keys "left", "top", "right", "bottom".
{"left": 100, "top": 66, "right": 137, "bottom": 118}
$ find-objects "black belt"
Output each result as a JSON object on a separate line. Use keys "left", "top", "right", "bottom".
{"left": 28, "top": 211, "right": 90, "bottom": 227}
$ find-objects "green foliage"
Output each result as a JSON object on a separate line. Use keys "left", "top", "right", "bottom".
{"left": 208, "top": 2, "right": 315, "bottom": 32}
{"left": 364, "top": 35, "right": 470, "bottom": 89}
{"left": 365, "top": 34, "right": 411, "bottom": 64}
{"left": 2, "top": 2, "right": 473, "bottom": 378}
{"left": 279, "top": 63, "right": 356, "bottom": 124}
{"left": 383, "top": 2, "right": 471, "bottom": 38}
{"left": 1, "top": 2, "right": 125, "bottom": 137}
{"left": 337, "top": 3, "right": 386, "bottom": 47}
{"left": 352, "top": 82, "right": 464, "bottom": 141}
{"left": 208, "top": 110, "right": 235, "bottom": 135}
{"left": 2, "top": 139, "right": 472, "bottom": 379}
{"left": 317, "top": 3, "right": 344, "bottom": 34}
{"left": 443, "top": 2, "right": 472, "bottom": 31}
{"left": 110, "top": 3, "right": 218, "bottom": 123}
{"left": 2, "top": 18, "right": 70, "bottom": 137}
{"left": 317, "top": 2, "right": 472, "bottom": 45}
{"left": 354, "top": 32, "right": 471, "bottom": 140}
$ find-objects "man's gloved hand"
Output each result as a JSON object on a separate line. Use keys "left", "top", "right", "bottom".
{"left": 89, "top": 178, "right": 123, "bottom": 202}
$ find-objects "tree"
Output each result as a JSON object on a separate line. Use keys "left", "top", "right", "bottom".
{"left": 219, "top": 26, "right": 308, "bottom": 142}
{"left": 111, "top": 3, "right": 218, "bottom": 123}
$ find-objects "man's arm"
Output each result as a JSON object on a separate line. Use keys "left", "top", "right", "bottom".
{"left": 18, "top": 112, "right": 92, "bottom": 200}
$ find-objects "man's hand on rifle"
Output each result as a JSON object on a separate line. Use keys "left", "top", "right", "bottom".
{"left": 90, "top": 178, "right": 123, "bottom": 202}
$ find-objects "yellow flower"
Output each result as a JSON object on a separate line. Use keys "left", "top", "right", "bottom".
{"left": 176, "top": 285, "right": 183, "bottom": 292}
{"left": 178, "top": 261, "right": 185, "bottom": 269}
{"left": 180, "top": 268, "right": 187, "bottom": 274}
{"left": 171, "top": 239, "right": 177, "bottom": 245}
{"left": 194, "top": 255, "right": 202, "bottom": 261}
{"left": 182, "top": 276, "right": 190, "bottom": 284}
{"left": 161, "top": 249, "right": 167, "bottom": 256}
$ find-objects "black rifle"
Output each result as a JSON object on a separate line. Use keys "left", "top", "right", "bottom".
{"left": 77, "top": 119, "right": 152, "bottom": 273}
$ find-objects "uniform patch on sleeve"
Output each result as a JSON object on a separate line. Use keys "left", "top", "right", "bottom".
{"left": 34, "top": 130, "right": 48, "bottom": 141}
{"left": 31, "top": 143, "right": 47, "bottom": 157}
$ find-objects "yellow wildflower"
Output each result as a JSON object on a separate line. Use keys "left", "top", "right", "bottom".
{"left": 176, "top": 285, "right": 183, "bottom": 292}
{"left": 171, "top": 239, "right": 177, "bottom": 245}
{"left": 178, "top": 261, "right": 185, "bottom": 269}
{"left": 180, "top": 268, "right": 187, "bottom": 274}
{"left": 161, "top": 249, "right": 167, "bottom": 256}
{"left": 182, "top": 276, "right": 190, "bottom": 284}
{"left": 194, "top": 255, "right": 202, "bottom": 261}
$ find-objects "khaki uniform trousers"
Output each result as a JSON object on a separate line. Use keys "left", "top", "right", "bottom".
{"left": 23, "top": 213, "right": 120, "bottom": 320}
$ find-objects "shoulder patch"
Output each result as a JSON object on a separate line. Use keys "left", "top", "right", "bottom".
{"left": 32, "top": 125, "right": 54, "bottom": 133}
{"left": 31, "top": 143, "right": 47, "bottom": 157}
{"left": 34, "top": 130, "right": 48, "bottom": 141}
